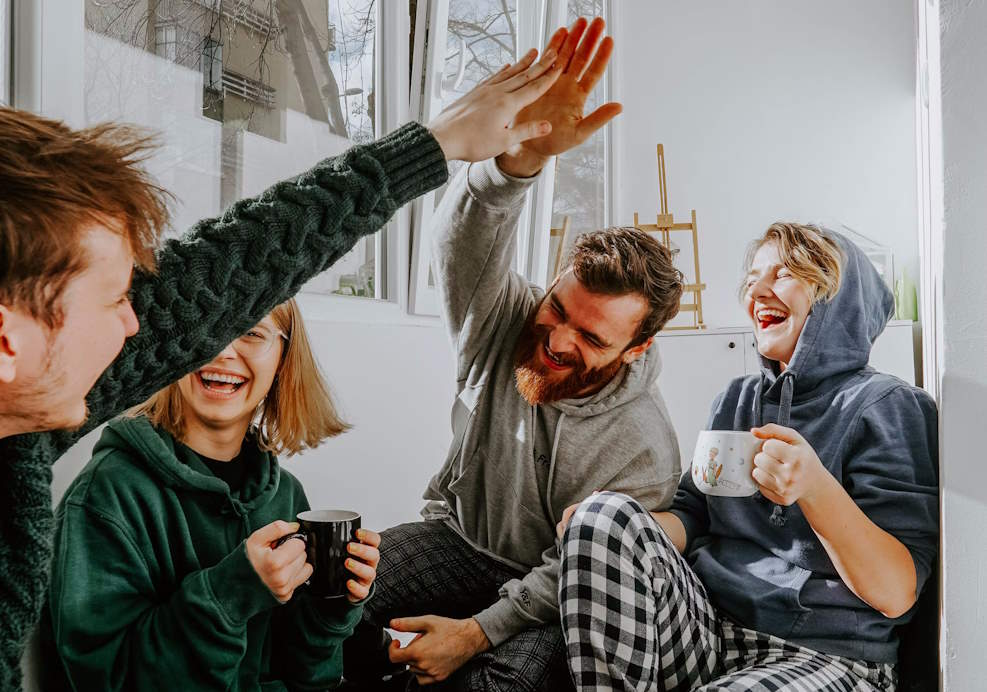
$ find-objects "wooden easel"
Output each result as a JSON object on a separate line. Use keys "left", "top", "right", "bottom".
{"left": 550, "top": 216, "right": 572, "bottom": 280}
{"left": 633, "top": 144, "right": 706, "bottom": 330}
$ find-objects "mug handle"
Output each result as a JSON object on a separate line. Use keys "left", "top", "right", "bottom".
{"left": 272, "top": 532, "right": 307, "bottom": 549}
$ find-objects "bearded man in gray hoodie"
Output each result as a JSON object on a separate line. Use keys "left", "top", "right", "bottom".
{"left": 343, "top": 18, "right": 683, "bottom": 692}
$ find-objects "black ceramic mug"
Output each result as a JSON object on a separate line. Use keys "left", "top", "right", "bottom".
{"left": 276, "top": 509, "right": 361, "bottom": 598}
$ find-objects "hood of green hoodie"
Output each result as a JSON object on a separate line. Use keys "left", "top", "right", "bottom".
{"left": 96, "top": 416, "right": 282, "bottom": 514}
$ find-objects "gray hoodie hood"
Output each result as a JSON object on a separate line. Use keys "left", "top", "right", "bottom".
{"left": 755, "top": 229, "right": 895, "bottom": 427}
{"left": 549, "top": 339, "right": 663, "bottom": 418}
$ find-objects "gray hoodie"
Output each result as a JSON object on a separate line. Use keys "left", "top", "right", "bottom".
{"left": 671, "top": 230, "right": 939, "bottom": 663}
{"left": 423, "top": 159, "right": 680, "bottom": 646}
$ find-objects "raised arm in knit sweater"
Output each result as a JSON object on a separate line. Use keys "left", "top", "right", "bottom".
{"left": 0, "top": 122, "right": 447, "bottom": 691}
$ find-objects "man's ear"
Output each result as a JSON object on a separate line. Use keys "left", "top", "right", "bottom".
{"left": 0, "top": 306, "right": 17, "bottom": 384}
{"left": 622, "top": 335, "right": 654, "bottom": 364}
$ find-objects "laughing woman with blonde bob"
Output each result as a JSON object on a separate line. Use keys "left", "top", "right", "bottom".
{"left": 45, "top": 298, "right": 379, "bottom": 691}
{"left": 557, "top": 224, "right": 938, "bottom": 691}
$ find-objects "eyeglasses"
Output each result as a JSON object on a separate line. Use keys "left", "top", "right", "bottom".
{"left": 232, "top": 325, "right": 288, "bottom": 359}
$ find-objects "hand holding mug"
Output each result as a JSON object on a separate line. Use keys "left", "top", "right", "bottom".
{"left": 751, "top": 424, "right": 828, "bottom": 506}
{"left": 344, "top": 528, "right": 381, "bottom": 603}
{"left": 246, "top": 520, "right": 312, "bottom": 603}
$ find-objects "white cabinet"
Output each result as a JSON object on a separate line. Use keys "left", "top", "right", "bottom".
{"left": 656, "top": 321, "right": 918, "bottom": 470}
{"left": 656, "top": 331, "right": 748, "bottom": 471}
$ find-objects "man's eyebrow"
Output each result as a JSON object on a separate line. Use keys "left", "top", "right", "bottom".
{"left": 550, "top": 294, "right": 567, "bottom": 319}
{"left": 580, "top": 328, "right": 610, "bottom": 349}
{"left": 553, "top": 294, "right": 611, "bottom": 348}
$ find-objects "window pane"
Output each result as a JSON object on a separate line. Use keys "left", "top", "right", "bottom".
{"left": 84, "top": 0, "right": 380, "bottom": 299}
{"left": 426, "top": 0, "right": 518, "bottom": 287}
{"left": 439, "top": 0, "right": 516, "bottom": 192}
{"left": 548, "top": 0, "right": 607, "bottom": 281}
{"left": 0, "top": 0, "right": 9, "bottom": 105}
{"left": 327, "top": 0, "right": 376, "bottom": 144}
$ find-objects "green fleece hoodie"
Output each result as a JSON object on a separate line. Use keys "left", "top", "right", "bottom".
{"left": 45, "top": 416, "right": 362, "bottom": 691}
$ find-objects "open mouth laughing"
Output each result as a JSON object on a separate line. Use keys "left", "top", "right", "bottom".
{"left": 195, "top": 369, "right": 249, "bottom": 398}
{"left": 541, "top": 342, "right": 574, "bottom": 372}
{"left": 755, "top": 307, "right": 789, "bottom": 331}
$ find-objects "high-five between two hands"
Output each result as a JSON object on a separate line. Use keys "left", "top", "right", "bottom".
{"left": 427, "top": 16, "right": 622, "bottom": 172}
{"left": 392, "top": 16, "right": 622, "bottom": 686}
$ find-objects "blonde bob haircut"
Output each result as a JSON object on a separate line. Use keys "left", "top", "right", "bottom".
{"left": 741, "top": 222, "right": 844, "bottom": 303}
{"left": 130, "top": 297, "right": 349, "bottom": 456}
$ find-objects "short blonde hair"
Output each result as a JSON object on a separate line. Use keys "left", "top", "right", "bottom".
{"left": 741, "top": 222, "right": 844, "bottom": 302}
{"left": 130, "top": 298, "right": 349, "bottom": 456}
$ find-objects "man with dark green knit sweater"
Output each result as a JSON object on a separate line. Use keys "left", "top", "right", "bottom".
{"left": 0, "top": 37, "right": 568, "bottom": 691}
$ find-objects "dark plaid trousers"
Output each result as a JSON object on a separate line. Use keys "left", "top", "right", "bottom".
{"left": 344, "top": 519, "right": 573, "bottom": 692}
{"left": 559, "top": 492, "right": 898, "bottom": 692}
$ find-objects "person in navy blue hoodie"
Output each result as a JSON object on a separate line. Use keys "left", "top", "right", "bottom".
{"left": 555, "top": 223, "right": 938, "bottom": 691}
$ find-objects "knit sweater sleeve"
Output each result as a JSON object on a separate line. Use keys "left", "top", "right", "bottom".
{"left": 0, "top": 123, "right": 446, "bottom": 691}
{"left": 86, "top": 121, "right": 447, "bottom": 430}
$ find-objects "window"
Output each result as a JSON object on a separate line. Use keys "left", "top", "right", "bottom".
{"left": 409, "top": 0, "right": 520, "bottom": 314}
{"left": 0, "top": 0, "right": 9, "bottom": 106}
{"left": 408, "top": 0, "right": 615, "bottom": 312}
{"left": 326, "top": 0, "right": 376, "bottom": 144}
{"left": 73, "top": 0, "right": 384, "bottom": 300}
{"left": 200, "top": 37, "right": 222, "bottom": 92}
{"left": 545, "top": 0, "right": 611, "bottom": 282}
{"left": 155, "top": 25, "right": 179, "bottom": 62}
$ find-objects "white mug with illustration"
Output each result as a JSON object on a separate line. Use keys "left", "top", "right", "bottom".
{"left": 691, "top": 430, "right": 762, "bottom": 497}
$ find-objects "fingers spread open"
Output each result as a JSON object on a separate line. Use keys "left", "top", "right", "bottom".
{"left": 558, "top": 17, "right": 588, "bottom": 72}
{"left": 487, "top": 48, "right": 537, "bottom": 86}
{"left": 500, "top": 47, "right": 559, "bottom": 93}
{"left": 576, "top": 102, "right": 623, "bottom": 142}
{"left": 578, "top": 35, "right": 614, "bottom": 92}
{"left": 568, "top": 17, "right": 606, "bottom": 80}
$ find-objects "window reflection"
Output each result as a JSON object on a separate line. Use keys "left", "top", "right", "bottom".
{"left": 84, "top": 0, "right": 380, "bottom": 298}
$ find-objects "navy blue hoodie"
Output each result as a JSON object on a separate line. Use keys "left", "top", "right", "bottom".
{"left": 670, "top": 231, "right": 938, "bottom": 663}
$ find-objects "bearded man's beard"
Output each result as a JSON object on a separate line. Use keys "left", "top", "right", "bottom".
{"left": 512, "top": 312, "right": 625, "bottom": 406}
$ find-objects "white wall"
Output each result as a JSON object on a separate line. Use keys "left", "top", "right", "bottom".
{"left": 53, "top": 316, "right": 456, "bottom": 532}
{"left": 939, "top": 0, "right": 987, "bottom": 687}
{"left": 612, "top": 0, "right": 918, "bottom": 328}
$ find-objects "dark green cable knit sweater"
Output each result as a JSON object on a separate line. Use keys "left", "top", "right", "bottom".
{"left": 0, "top": 122, "right": 447, "bottom": 691}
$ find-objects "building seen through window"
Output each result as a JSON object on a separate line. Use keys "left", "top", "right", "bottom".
{"left": 85, "top": 0, "right": 379, "bottom": 298}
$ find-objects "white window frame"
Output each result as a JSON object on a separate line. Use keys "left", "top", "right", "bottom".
{"left": 409, "top": 0, "right": 555, "bottom": 316}
{"left": 1, "top": 0, "right": 10, "bottom": 105}
{"left": 13, "top": 0, "right": 416, "bottom": 323}
{"left": 525, "top": 0, "right": 616, "bottom": 289}
{"left": 408, "top": 0, "right": 616, "bottom": 314}
{"left": 408, "top": 0, "right": 453, "bottom": 316}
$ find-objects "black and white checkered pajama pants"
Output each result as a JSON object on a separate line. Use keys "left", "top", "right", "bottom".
{"left": 559, "top": 492, "right": 897, "bottom": 692}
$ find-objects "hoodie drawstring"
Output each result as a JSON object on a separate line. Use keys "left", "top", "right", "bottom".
{"left": 545, "top": 413, "right": 565, "bottom": 520}
{"left": 755, "top": 370, "right": 796, "bottom": 527}
{"left": 753, "top": 372, "right": 766, "bottom": 427}
{"left": 778, "top": 372, "right": 795, "bottom": 428}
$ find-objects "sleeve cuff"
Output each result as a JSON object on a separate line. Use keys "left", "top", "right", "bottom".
{"left": 466, "top": 158, "right": 538, "bottom": 209}
{"left": 206, "top": 540, "right": 281, "bottom": 626}
{"left": 473, "top": 597, "right": 528, "bottom": 648}
{"left": 310, "top": 582, "right": 375, "bottom": 623}
{"left": 373, "top": 122, "right": 450, "bottom": 208}
{"left": 668, "top": 509, "right": 701, "bottom": 554}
